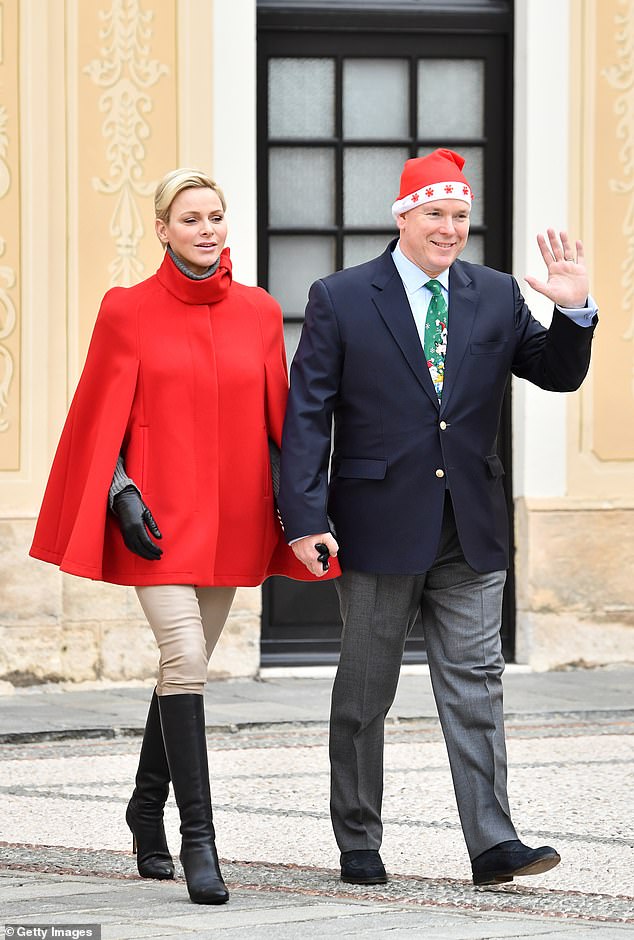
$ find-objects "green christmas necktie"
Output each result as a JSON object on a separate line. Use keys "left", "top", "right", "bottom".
{"left": 424, "top": 279, "right": 448, "bottom": 400}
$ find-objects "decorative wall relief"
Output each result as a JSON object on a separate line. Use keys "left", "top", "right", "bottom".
{"left": 83, "top": 0, "right": 168, "bottom": 287}
{"left": 0, "top": 240, "right": 16, "bottom": 435}
{"left": 580, "top": 0, "right": 634, "bottom": 463}
{"left": 0, "top": 109, "right": 15, "bottom": 435}
{"left": 603, "top": 0, "right": 634, "bottom": 393}
{"left": 0, "top": 0, "right": 20, "bottom": 470}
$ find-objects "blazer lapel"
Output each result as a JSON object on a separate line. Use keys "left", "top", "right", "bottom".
{"left": 371, "top": 244, "right": 439, "bottom": 407}
{"left": 441, "top": 261, "right": 479, "bottom": 413}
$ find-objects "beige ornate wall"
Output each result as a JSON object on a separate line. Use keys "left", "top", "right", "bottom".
{"left": 0, "top": 0, "right": 260, "bottom": 687}
{"left": 515, "top": 0, "right": 634, "bottom": 669}
{"left": 0, "top": 0, "right": 20, "bottom": 471}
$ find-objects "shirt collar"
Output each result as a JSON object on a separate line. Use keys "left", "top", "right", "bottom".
{"left": 392, "top": 241, "right": 450, "bottom": 294}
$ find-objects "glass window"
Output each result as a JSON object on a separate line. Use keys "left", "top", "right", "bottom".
{"left": 269, "top": 148, "right": 335, "bottom": 227}
{"left": 283, "top": 322, "right": 304, "bottom": 367}
{"left": 343, "top": 234, "right": 393, "bottom": 268}
{"left": 343, "top": 58, "right": 409, "bottom": 139}
{"left": 269, "top": 235, "right": 336, "bottom": 315}
{"left": 418, "top": 59, "right": 484, "bottom": 138}
{"left": 460, "top": 234, "right": 484, "bottom": 265}
{"left": 343, "top": 147, "right": 409, "bottom": 227}
{"left": 269, "top": 58, "right": 335, "bottom": 138}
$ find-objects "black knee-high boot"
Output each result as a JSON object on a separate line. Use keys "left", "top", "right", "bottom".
{"left": 126, "top": 689, "right": 175, "bottom": 880}
{"left": 158, "top": 693, "right": 229, "bottom": 905}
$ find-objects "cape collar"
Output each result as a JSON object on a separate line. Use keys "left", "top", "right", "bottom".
{"left": 156, "top": 247, "right": 233, "bottom": 305}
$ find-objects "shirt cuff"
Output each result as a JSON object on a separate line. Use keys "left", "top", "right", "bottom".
{"left": 555, "top": 294, "right": 598, "bottom": 328}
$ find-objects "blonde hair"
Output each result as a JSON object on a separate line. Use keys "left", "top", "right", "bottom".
{"left": 154, "top": 168, "right": 227, "bottom": 223}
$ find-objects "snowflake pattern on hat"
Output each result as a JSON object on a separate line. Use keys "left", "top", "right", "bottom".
{"left": 391, "top": 149, "right": 474, "bottom": 219}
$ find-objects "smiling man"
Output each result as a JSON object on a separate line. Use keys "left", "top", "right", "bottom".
{"left": 279, "top": 149, "right": 598, "bottom": 888}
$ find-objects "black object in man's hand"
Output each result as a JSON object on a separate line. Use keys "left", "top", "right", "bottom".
{"left": 112, "top": 485, "right": 163, "bottom": 560}
{"left": 315, "top": 542, "right": 330, "bottom": 571}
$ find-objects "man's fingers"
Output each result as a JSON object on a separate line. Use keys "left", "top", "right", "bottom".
{"left": 536, "top": 232, "right": 555, "bottom": 266}
{"left": 537, "top": 230, "right": 586, "bottom": 269}
{"left": 291, "top": 533, "right": 337, "bottom": 576}
{"left": 559, "top": 230, "right": 574, "bottom": 260}
{"left": 321, "top": 533, "right": 339, "bottom": 556}
{"left": 547, "top": 228, "right": 562, "bottom": 260}
{"left": 575, "top": 239, "right": 585, "bottom": 265}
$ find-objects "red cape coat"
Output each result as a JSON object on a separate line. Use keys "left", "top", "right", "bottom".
{"left": 30, "top": 249, "right": 340, "bottom": 586}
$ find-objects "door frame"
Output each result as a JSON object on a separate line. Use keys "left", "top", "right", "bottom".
{"left": 257, "top": 0, "right": 516, "bottom": 664}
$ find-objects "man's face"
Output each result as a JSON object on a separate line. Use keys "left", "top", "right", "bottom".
{"left": 396, "top": 199, "right": 470, "bottom": 277}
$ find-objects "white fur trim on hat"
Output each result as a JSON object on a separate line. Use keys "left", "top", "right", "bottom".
{"left": 391, "top": 181, "right": 473, "bottom": 219}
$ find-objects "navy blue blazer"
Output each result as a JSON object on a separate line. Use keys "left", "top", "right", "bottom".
{"left": 279, "top": 240, "right": 596, "bottom": 574}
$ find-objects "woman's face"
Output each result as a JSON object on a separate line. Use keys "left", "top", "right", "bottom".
{"left": 155, "top": 187, "right": 228, "bottom": 275}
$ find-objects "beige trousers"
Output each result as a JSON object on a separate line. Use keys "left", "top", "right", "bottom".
{"left": 135, "top": 585, "right": 236, "bottom": 696}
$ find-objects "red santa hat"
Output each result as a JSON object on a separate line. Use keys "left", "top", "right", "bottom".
{"left": 391, "top": 149, "right": 473, "bottom": 219}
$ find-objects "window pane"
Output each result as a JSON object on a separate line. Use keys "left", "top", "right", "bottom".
{"left": 418, "top": 59, "right": 484, "bottom": 138}
{"left": 418, "top": 144, "right": 484, "bottom": 226}
{"left": 343, "top": 59, "right": 409, "bottom": 139}
{"left": 344, "top": 234, "right": 392, "bottom": 268}
{"left": 269, "top": 148, "right": 335, "bottom": 227}
{"left": 269, "top": 236, "right": 335, "bottom": 316}
{"left": 343, "top": 147, "right": 408, "bottom": 227}
{"left": 283, "top": 322, "right": 304, "bottom": 367}
{"left": 459, "top": 234, "right": 484, "bottom": 265}
{"left": 269, "top": 58, "right": 335, "bottom": 138}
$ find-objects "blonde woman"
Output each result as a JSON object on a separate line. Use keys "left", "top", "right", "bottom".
{"left": 31, "top": 168, "right": 339, "bottom": 905}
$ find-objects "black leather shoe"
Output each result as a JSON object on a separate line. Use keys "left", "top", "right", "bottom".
{"left": 340, "top": 850, "right": 387, "bottom": 885}
{"left": 472, "top": 839, "right": 561, "bottom": 886}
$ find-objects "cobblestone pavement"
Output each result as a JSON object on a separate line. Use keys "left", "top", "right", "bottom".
{"left": 1, "top": 708, "right": 633, "bottom": 937}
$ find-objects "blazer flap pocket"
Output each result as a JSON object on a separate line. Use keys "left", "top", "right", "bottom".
{"left": 471, "top": 340, "right": 508, "bottom": 356}
{"left": 485, "top": 454, "right": 505, "bottom": 479}
{"left": 337, "top": 457, "right": 387, "bottom": 480}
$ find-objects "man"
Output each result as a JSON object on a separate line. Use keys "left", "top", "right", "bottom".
{"left": 278, "top": 149, "right": 597, "bottom": 887}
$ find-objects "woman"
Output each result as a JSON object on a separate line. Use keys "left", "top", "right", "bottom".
{"left": 30, "top": 168, "right": 339, "bottom": 905}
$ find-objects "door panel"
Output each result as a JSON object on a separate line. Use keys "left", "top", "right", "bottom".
{"left": 258, "top": 1, "right": 515, "bottom": 665}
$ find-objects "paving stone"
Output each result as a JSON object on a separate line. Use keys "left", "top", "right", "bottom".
{"left": 1, "top": 670, "right": 633, "bottom": 936}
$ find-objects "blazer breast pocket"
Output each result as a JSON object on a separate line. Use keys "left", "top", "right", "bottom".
{"left": 470, "top": 340, "right": 508, "bottom": 356}
{"left": 336, "top": 457, "right": 387, "bottom": 480}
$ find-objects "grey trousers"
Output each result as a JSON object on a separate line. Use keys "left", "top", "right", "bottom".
{"left": 330, "top": 497, "right": 518, "bottom": 859}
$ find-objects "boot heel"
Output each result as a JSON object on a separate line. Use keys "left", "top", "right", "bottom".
{"left": 126, "top": 797, "right": 175, "bottom": 880}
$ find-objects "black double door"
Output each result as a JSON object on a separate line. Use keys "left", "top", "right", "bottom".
{"left": 257, "top": 0, "right": 515, "bottom": 665}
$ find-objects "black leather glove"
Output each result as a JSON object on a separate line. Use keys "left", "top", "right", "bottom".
{"left": 112, "top": 485, "right": 163, "bottom": 561}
